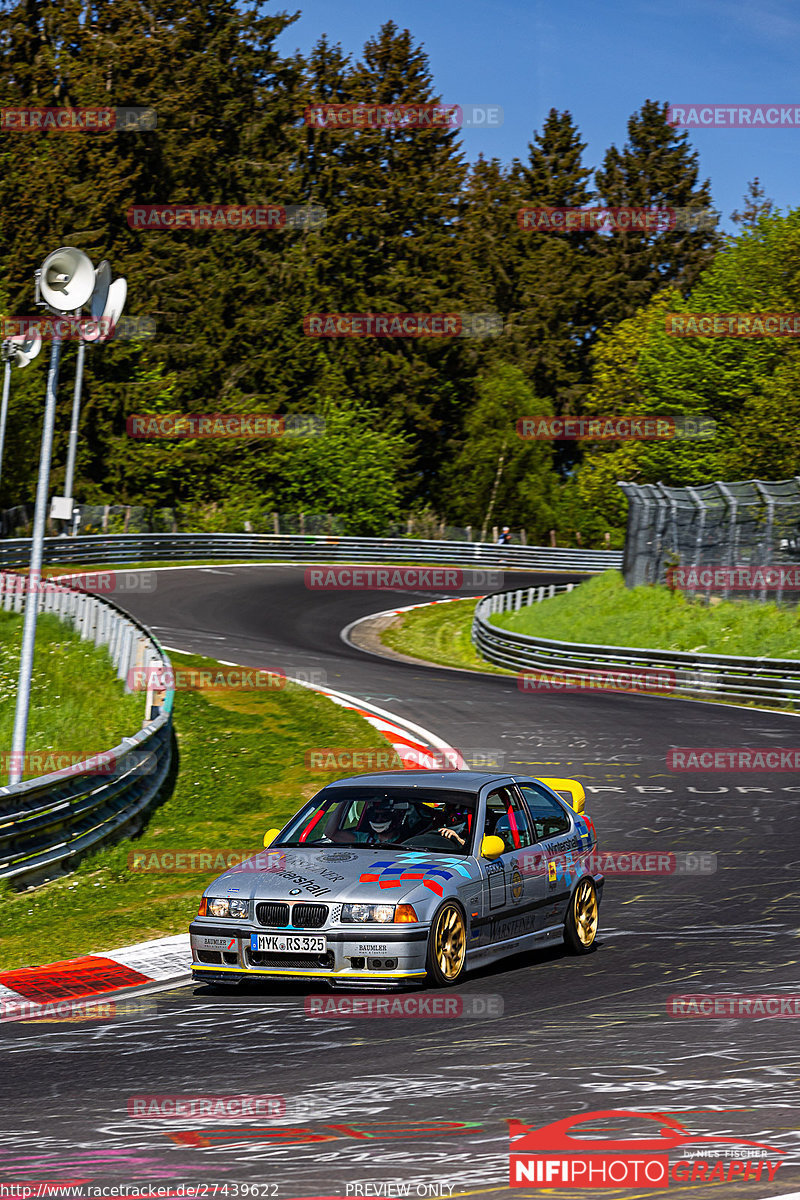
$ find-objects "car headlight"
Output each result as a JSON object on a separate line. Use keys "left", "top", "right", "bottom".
{"left": 207, "top": 897, "right": 249, "bottom": 918}
{"left": 341, "top": 903, "right": 395, "bottom": 923}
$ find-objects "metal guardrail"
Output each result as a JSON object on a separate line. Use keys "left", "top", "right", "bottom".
{"left": 472, "top": 586, "right": 800, "bottom": 709}
{"left": 0, "top": 573, "right": 174, "bottom": 886}
{"left": 0, "top": 532, "right": 623, "bottom": 573}
{"left": 0, "top": 535, "right": 615, "bottom": 886}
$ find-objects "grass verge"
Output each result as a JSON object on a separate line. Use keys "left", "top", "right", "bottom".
{"left": 0, "top": 610, "right": 143, "bottom": 778}
{"left": 380, "top": 598, "right": 513, "bottom": 674}
{"left": 492, "top": 570, "right": 800, "bottom": 658}
{"left": 0, "top": 648, "right": 395, "bottom": 970}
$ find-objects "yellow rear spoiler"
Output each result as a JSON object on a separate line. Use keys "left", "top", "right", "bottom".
{"left": 536, "top": 777, "right": 586, "bottom": 815}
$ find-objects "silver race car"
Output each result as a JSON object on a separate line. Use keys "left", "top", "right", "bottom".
{"left": 190, "top": 770, "right": 603, "bottom": 989}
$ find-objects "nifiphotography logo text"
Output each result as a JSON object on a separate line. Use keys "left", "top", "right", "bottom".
{"left": 508, "top": 1109, "right": 784, "bottom": 1188}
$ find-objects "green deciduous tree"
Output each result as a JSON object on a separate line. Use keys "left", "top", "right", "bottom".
{"left": 440, "top": 362, "right": 559, "bottom": 540}
{"left": 575, "top": 209, "right": 800, "bottom": 533}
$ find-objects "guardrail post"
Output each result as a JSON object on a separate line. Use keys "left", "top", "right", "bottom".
{"left": 75, "top": 590, "right": 87, "bottom": 639}
{"left": 132, "top": 635, "right": 147, "bottom": 694}
{"left": 107, "top": 610, "right": 119, "bottom": 666}
{"left": 94, "top": 598, "right": 106, "bottom": 647}
{"left": 117, "top": 624, "right": 133, "bottom": 684}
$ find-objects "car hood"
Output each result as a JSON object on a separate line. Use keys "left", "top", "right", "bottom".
{"left": 207, "top": 847, "right": 481, "bottom": 903}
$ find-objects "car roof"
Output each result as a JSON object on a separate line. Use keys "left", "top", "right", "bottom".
{"left": 321, "top": 770, "right": 519, "bottom": 793}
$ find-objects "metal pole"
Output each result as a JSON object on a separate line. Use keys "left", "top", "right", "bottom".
{"left": 716, "top": 481, "right": 737, "bottom": 600}
{"left": 686, "top": 486, "right": 706, "bottom": 601}
{"left": 8, "top": 336, "right": 63, "bottom": 785}
{"left": 753, "top": 480, "right": 775, "bottom": 604}
{"left": 63, "top": 329, "right": 85, "bottom": 520}
{"left": 0, "top": 356, "right": 11, "bottom": 493}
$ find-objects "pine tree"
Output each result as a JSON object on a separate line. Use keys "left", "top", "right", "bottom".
{"left": 593, "top": 99, "right": 721, "bottom": 330}
{"left": 731, "top": 177, "right": 775, "bottom": 228}
{"left": 509, "top": 109, "right": 598, "bottom": 414}
{"left": 297, "top": 22, "right": 470, "bottom": 500}
{"left": 0, "top": 0, "right": 304, "bottom": 511}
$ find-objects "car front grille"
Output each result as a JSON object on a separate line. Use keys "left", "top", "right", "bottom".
{"left": 248, "top": 950, "right": 335, "bottom": 970}
{"left": 255, "top": 901, "right": 329, "bottom": 928}
{"left": 256, "top": 902, "right": 290, "bottom": 927}
{"left": 292, "top": 903, "right": 329, "bottom": 928}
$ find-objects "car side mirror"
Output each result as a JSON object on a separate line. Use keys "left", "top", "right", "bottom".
{"left": 263, "top": 828, "right": 280, "bottom": 849}
{"left": 481, "top": 835, "right": 506, "bottom": 860}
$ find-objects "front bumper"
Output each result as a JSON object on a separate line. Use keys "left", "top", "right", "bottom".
{"left": 189, "top": 921, "right": 429, "bottom": 988}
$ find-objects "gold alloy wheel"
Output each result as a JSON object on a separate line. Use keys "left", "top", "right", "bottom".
{"left": 573, "top": 879, "right": 598, "bottom": 947}
{"left": 434, "top": 904, "right": 466, "bottom": 980}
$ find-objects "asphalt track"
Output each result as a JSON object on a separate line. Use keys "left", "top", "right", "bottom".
{"left": 3, "top": 564, "right": 800, "bottom": 1199}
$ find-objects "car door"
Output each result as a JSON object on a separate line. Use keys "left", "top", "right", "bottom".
{"left": 477, "top": 784, "right": 546, "bottom": 950}
{"left": 517, "top": 782, "right": 577, "bottom": 929}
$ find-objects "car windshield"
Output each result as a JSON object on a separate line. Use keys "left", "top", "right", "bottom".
{"left": 276, "top": 786, "right": 478, "bottom": 855}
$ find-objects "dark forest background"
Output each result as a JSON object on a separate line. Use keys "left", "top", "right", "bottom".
{"left": 0, "top": 0, "right": 797, "bottom": 543}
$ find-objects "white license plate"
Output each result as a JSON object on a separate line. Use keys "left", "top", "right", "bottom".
{"left": 251, "top": 933, "right": 326, "bottom": 953}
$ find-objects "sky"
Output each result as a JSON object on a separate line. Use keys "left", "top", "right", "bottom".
{"left": 276, "top": 0, "right": 800, "bottom": 233}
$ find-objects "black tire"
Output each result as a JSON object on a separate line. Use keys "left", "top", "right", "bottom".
{"left": 564, "top": 877, "right": 599, "bottom": 954}
{"left": 425, "top": 902, "right": 467, "bottom": 986}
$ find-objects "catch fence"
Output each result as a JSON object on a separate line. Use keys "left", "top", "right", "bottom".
{"left": 619, "top": 477, "right": 800, "bottom": 598}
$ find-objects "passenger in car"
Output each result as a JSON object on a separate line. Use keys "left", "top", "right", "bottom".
{"left": 434, "top": 804, "right": 472, "bottom": 847}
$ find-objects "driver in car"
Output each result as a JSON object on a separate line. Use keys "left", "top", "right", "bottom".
{"left": 359, "top": 799, "right": 408, "bottom": 846}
